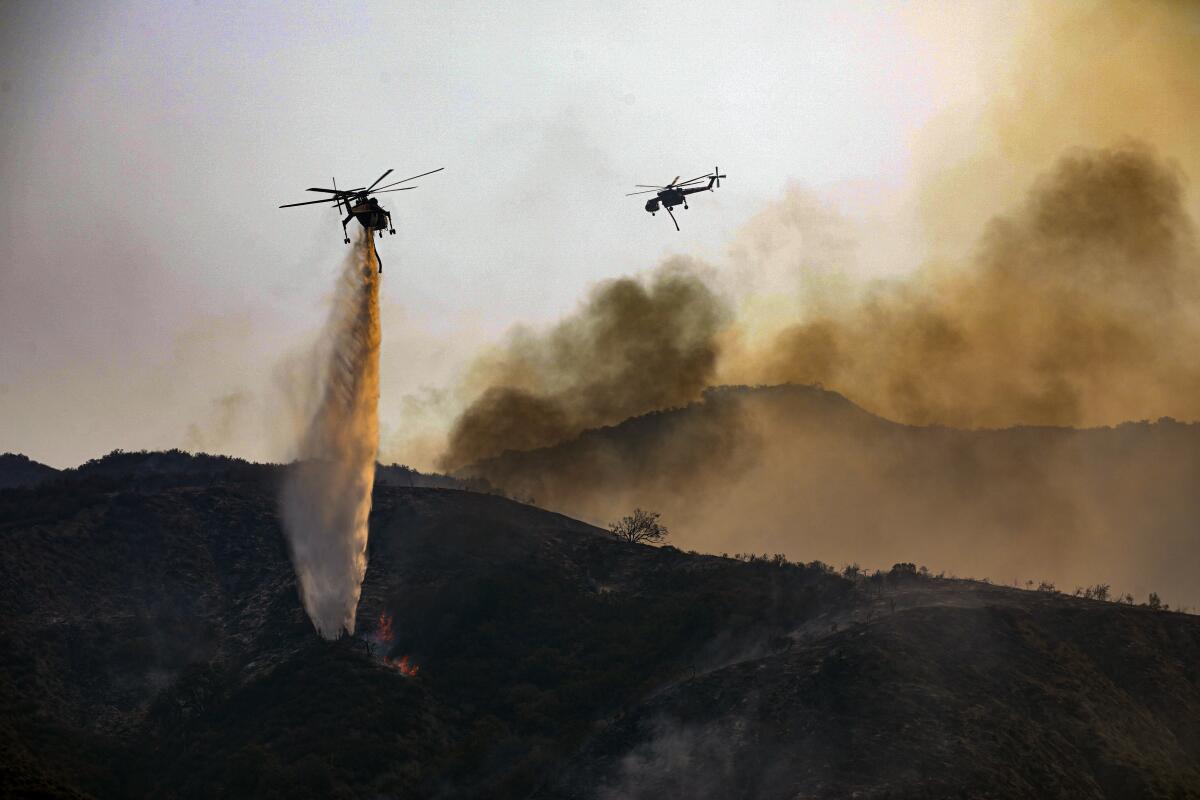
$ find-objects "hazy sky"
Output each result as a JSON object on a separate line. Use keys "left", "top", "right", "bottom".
{"left": 0, "top": 0, "right": 1057, "bottom": 467}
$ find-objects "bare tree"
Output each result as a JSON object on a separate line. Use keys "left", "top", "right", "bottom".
{"left": 608, "top": 508, "right": 669, "bottom": 545}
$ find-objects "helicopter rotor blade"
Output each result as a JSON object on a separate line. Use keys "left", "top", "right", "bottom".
{"left": 366, "top": 169, "right": 394, "bottom": 192}
{"left": 305, "top": 187, "right": 344, "bottom": 194}
{"left": 279, "top": 197, "right": 342, "bottom": 208}
{"left": 665, "top": 175, "right": 681, "bottom": 187}
{"left": 677, "top": 173, "right": 712, "bottom": 186}
{"left": 374, "top": 167, "right": 445, "bottom": 191}
{"left": 634, "top": 185, "right": 667, "bottom": 189}
{"left": 626, "top": 189, "right": 660, "bottom": 196}
{"left": 373, "top": 186, "right": 419, "bottom": 194}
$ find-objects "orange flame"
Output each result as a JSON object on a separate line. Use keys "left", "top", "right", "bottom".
{"left": 377, "top": 612, "right": 395, "bottom": 642}
{"left": 385, "top": 655, "right": 420, "bottom": 677}
{"left": 374, "top": 613, "right": 419, "bottom": 676}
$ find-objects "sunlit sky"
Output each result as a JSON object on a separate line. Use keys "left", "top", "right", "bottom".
{"left": 2, "top": 1, "right": 1023, "bottom": 467}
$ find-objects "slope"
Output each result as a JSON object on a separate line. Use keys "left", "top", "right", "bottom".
{"left": 0, "top": 453, "right": 1197, "bottom": 798}
{"left": 460, "top": 383, "right": 1200, "bottom": 610}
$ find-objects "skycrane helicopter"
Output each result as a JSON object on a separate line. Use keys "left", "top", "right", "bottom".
{"left": 626, "top": 167, "right": 726, "bottom": 231}
{"left": 278, "top": 167, "right": 444, "bottom": 272}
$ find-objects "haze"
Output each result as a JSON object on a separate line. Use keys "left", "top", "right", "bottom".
{"left": 1, "top": 0, "right": 1027, "bottom": 467}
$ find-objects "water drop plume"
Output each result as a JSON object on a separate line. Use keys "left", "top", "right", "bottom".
{"left": 280, "top": 230, "right": 381, "bottom": 638}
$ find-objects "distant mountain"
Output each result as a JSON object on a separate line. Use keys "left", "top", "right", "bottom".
{"left": 0, "top": 448, "right": 474, "bottom": 493}
{"left": 1, "top": 459, "right": 1199, "bottom": 798}
{"left": 375, "top": 461, "right": 482, "bottom": 491}
{"left": 0, "top": 453, "right": 58, "bottom": 489}
{"left": 460, "top": 384, "right": 1200, "bottom": 611}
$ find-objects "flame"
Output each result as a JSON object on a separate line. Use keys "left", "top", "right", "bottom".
{"left": 377, "top": 612, "right": 395, "bottom": 643}
{"left": 384, "top": 654, "right": 420, "bottom": 677}
{"left": 373, "top": 612, "right": 419, "bottom": 676}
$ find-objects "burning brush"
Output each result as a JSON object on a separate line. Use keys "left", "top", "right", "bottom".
{"left": 366, "top": 612, "right": 421, "bottom": 677}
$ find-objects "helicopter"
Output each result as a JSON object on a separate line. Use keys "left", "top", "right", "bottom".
{"left": 626, "top": 167, "right": 726, "bottom": 231}
{"left": 278, "top": 167, "right": 444, "bottom": 272}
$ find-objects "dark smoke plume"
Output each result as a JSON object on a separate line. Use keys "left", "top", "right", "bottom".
{"left": 450, "top": 146, "right": 1200, "bottom": 611}
{"left": 280, "top": 231, "right": 381, "bottom": 638}
{"left": 440, "top": 260, "right": 727, "bottom": 471}
{"left": 750, "top": 145, "right": 1200, "bottom": 428}
{"left": 447, "top": 146, "right": 1200, "bottom": 465}
{"left": 430, "top": 0, "right": 1200, "bottom": 611}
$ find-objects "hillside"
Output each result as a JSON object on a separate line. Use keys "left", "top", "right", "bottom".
{"left": 1, "top": 454, "right": 1199, "bottom": 798}
{"left": 460, "top": 384, "right": 1200, "bottom": 610}
{"left": 0, "top": 453, "right": 59, "bottom": 490}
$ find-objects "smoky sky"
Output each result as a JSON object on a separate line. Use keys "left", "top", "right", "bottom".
{"left": 441, "top": 263, "right": 726, "bottom": 470}
{"left": 438, "top": 0, "right": 1200, "bottom": 609}
{"left": 751, "top": 145, "right": 1200, "bottom": 428}
{"left": 0, "top": 0, "right": 1023, "bottom": 468}
{"left": 2, "top": 1, "right": 1197, "bottom": 470}
{"left": 445, "top": 143, "right": 1200, "bottom": 474}
{"left": 4, "top": 0, "right": 1199, "bottom": 613}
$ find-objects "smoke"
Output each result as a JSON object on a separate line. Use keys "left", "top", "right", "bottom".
{"left": 439, "top": 259, "right": 727, "bottom": 471}
{"left": 595, "top": 717, "right": 742, "bottom": 800}
{"left": 734, "top": 144, "right": 1200, "bottom": 428}
{"left": 279, "top": 231, "right": 381, "bottom": 639}
{"left": 455, "top": 145, "right": 1200, "bottom": 609}
{"left": 183, "top": 391, "right": 250, "bottom": 453}
{"left": 448, "top": 144, "right": 1200, "bottom": 459}
{"left": 731, "top": 0, "right": 1200, "bottom": 427}
{"left": 913, "top": 0, "right": 1200, "bottom": 260}
{"left": 428, "top": 1, "right": 1200, "bottom": 605}
{"left": 442, "top": 149, "right": 1200, "bottom": 610}
{"left": 440, "top": 0, "right": 1200, "bottom": 455}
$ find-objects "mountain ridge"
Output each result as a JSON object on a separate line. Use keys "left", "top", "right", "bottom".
{"left": 1, "top": 461, "right": 1198, "bottom": 797}
{"left": 458, "top": 383, "right": 1200, "bottom": 611}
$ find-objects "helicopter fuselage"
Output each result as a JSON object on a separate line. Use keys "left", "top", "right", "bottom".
{"left": 346, "top": 196, "right": 391, "bottom": 231}
{"left": 644, "top": 179, "right": 716, "bottom": 213}
{"left": 279, "top": 166, "right": 445, "bottom": 269}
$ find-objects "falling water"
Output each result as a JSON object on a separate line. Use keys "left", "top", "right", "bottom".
{"left": 280, "top": 229, "right": 381, "bottom": 638}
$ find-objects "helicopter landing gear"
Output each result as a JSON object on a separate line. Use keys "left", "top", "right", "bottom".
{"left": 389, "top": 229, "right": 396, "bottom": 235}
{"left": 343, "top": 236, "right": 351, "bottom": 244}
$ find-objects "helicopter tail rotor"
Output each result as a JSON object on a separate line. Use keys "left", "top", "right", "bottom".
{"left": 712, "top": 166, "right": 725, "bottom": 189}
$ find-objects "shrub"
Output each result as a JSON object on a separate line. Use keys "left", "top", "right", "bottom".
{"left": 608, "top": 508, "right": 669, "bottom": 545}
